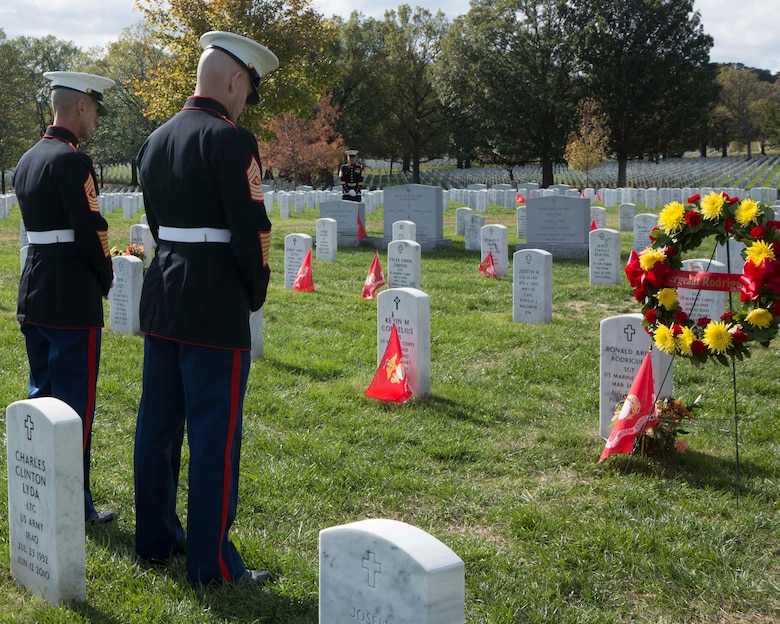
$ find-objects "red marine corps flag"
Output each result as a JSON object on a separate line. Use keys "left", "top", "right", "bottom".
{"left": 362, "top": 253, "right": 385, "bottom": 299}
{"left": 357, "top": 214, "right": 368, "bottom": 242}
{"left": 292, "top": 249, "right": 314, "bottom": 291}
{"left": 365, "top": 323, "right": 412, "bottom": 403}
{"left": 479, "top": 252, "right": 497, "bottom": 277}
{"left": 599, "top": 352, "right": 659, "bottom": 462}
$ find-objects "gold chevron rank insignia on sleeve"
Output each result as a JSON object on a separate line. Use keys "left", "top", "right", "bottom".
{"left": 259, "top": 230, "right": 271, "bottom": 267}
{"left": 246, "top": 156, "right": 265, "bottom": 203}
{"left": 98, "top": 230, "right": 110, "bottom": 256}
{"left": 84, "top": 174, "right": 100, "bottom": 213}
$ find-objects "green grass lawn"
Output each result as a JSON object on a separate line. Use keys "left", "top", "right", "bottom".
{"left": 1, "top": 200, "right": 779, "bottom": 623}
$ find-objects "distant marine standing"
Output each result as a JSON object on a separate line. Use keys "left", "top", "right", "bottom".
{"left": 339, "top": 149, "right": 363, "bottom": 201}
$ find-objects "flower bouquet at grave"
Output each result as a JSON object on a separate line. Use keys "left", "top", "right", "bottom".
{"left": 634, "top": 395, "right": 700, "bottom": 456}
{"left": 112, "top": 244, "right": 145, "bottom": 263}
{"left": 624, "top": 191, "right": 780, "bottom": 367}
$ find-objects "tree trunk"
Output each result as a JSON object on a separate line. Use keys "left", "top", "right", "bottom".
{"left": 540, "top": 155, "right": 554, "bottom": 188}
{"left": 617, "top": 155, "right": 628, "bottom": 188}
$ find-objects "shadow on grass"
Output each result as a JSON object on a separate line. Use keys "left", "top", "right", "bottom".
{"left": 610, "top": 447, "right": 773, "bottom": 499}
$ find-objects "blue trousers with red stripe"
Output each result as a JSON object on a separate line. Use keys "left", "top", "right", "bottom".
{"left": 21, "top": 323, "right": 102, "bottom": 517}
{"left": 134, "top": 335, "right": 250, "bottom": 585}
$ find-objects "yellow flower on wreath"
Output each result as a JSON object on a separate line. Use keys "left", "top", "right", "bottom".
{"left": 702, "top": 321, "right": 732, "bottom": 354}
{"left": 735, "top": 198, "right": 761, "bottom": 227}
{"left": 655, "top": 287, "right": 677, "bottom": 311}
{"left": 744, "top": 239, "right": 776, "bottom": 265}
{"left": 677, "top": 326, "right": 696, "bottom": 357}
{"left": 700, "top": 191, "right": 726, "bottom": 220}
{"left": 639, "top": 248, "right": 666, "bottom": 271}
{"left": 745, "top": 308, "right": 773, "bottom": 329}
{"left": 654, "top": 324, "right": 677, "bottom": 355}
{"left": 658, "top": 201, "right": 686, "bottom": 234}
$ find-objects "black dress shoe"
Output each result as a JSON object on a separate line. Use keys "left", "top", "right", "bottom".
{"left": 86, "top": 510, "right": 116, "bottom": 524}
{"left": 238, "top": 569, "right": 273, "bottom": 585}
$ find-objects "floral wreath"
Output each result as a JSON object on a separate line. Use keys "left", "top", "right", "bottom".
{"left": 625, "top": 191, "right": 780, "bottom": 366}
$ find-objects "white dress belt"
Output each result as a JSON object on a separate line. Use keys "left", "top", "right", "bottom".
{"left": 158, "top": 226, "right": 231, "bottom": 243}
{"left": 27, "top": 229, "right": 75, "bottom": 244}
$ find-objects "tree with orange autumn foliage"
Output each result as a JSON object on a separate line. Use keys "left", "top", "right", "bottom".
{"left": 258, "top": 94, "right": 346, "bottom": 188}
{"left": 564, "top": 98, "right": 610, "bottom": 188}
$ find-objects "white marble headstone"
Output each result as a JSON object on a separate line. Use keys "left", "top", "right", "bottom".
{"left": 455, "top": 207, "right": 472, "bottom": 236}
{"left": 20, "top": 245, "right": 28, "bottom": 275}
{"left": 130, "top": 223, "right": 155, "bottom": 269}
{"left": 316, "top": 218, "right": 338, "bottom": 263}
{"left": 619, "top": 203, "right": 636, "bottom": 231}
{"left": 250, "top": 308, "right": 263, "bottom": 360}
{"left": 589, "top": 228, "right": 621, "bottom": 286}
{"left": 599, "top": 314, "right": 673, "bottom": 440}
{"left": 109, "top": 255, "right": 143, "bottom": 334}
{"left": 633, "top": 213, "right": 659, "bottom": 253}
{"left": 590, "top": 206, "right": 607, "bottom": 230}
{"left": 677, "top": 258, "right": 727, "bottom": 322}
{"left": 480, "top": 224, "right": 509, "bottom": 277}
{"left": 513, "top": 249, "right": 552, "bottom": 324}
{"left": 392, "top": 220, "right": 417, "bottom": 242}
{"left": 6, "top": 397, "right": 86, "bottom": 604}
{"left": 319, "top": 518, "right": 465, "bottom": 624}
{"left": 377, "top": 288, "right": 431, "bottom": 397}
{"left": 284, "top": 233, "right": 313, "bottom": 290}
{"left": 387, "top": 240, "right": 422, "bottom": 289}
{"left": 464, "top": 214, "right": 485, "bottom": 251}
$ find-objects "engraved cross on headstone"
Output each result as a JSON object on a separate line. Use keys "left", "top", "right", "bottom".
{"left": 24, "top": 414, "right": 34, "bottom": 441}
{"left": 393, "top": 296, "right": 401, "bottom": 311}
{"left": 623, "top": 325, "right": 636, "bottom": 342}
{"left": 362, "top": 551, "right": 382, "bottom": 588}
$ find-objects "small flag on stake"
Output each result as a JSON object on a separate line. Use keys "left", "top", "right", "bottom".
{"left": 365, "top": 322, "right": 412, "bottom": 403}
{"left": 292, "top": 249, "right": 314, "bottom": 291}
{"left": 357, "top": 214, "right": 367, "bottom": 242}
{"left": 362, "top": 252, "right": 385, "bottom": 299}
{"left": 515, "top": 191, "right": 526, "bottom": 205}
{"left": 590, "top": 219, "right": 598, "bottom": 231}
{"left": 599, "top": 352, "right": 659, "bottom": 462}
{"left": 479, "top": 251, "right": 497, "bottom": 277}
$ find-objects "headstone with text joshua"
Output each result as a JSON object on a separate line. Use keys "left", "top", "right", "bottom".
{"left": 319, "top": 518, "right": 465, "bottom": 624}
{"left": 599, "top": 314, "right": 673, "bottom": 440}
{"left": 513, "top": 249, "right": 552, "bottom": 324}
{"left": 377, "top": 288, "right": 431, "bottom": 397}
{"left": 6, "top": 397, "right": 86, "bottom": 605}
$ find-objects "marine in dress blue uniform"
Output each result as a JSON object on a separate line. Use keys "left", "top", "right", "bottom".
{"left": 15, "top": 71, "right": 116, "bottom": 524}
{"left": 339, "top": 149, "right": 364, "bottom": 201}
{"left": 134, "top": 31, "right": 278, "bottom": 586}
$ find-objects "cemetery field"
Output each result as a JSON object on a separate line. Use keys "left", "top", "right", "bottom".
{"left": 2, "top": 202, "right": 780, "bottom": 623}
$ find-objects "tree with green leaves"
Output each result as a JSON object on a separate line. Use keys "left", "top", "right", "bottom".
{"left": 84, "top": 24, "right": 167, "bottom": 186}
{"left": 716, "top": 64, "right": 775, "bottom": 158}
{"left": 561, "top": 0, "right": 716, "bottom": 187}
{"left": 134, "top": 0, "right": 339, "bottom": 134}
{"left": 438, "top": 0, "right": 579, "bottom": 187}
{"left": 0, "top": 31, "right": 38, "bottom": 193}
{"left": 564, "top": 98, "right": 610, "bottom": 188}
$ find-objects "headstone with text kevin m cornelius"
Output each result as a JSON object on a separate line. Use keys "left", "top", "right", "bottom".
{"left": 6, "top": 397, "right": 86, "bottom": 604}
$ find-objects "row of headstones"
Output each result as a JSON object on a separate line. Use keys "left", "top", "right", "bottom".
{"left": 98, "top": 192, "right": 144, "bottom": 218}
{"left": 1, "top": 192, "right": 17, "bottom": 218}
{"left": 6, "top": 394, "right": 465, "bottom": 622}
